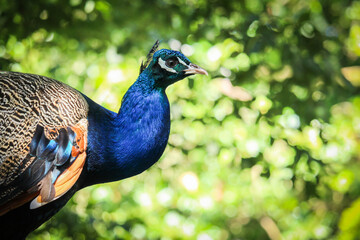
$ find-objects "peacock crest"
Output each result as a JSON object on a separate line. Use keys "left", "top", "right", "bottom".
{"left": 139, "top": 40, "right": 160, "bottom": 74}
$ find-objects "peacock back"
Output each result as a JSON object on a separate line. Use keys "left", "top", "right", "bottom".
{"left": 0, "top": 71, "right": 89, "bottom": 214}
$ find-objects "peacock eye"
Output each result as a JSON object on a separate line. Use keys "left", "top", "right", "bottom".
{"left": 165, "top": 57, "right": 179, "bottom": 68}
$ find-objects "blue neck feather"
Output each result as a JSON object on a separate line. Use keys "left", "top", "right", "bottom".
{"left": 82, "top": 70, "right": 170, "bottom": 187}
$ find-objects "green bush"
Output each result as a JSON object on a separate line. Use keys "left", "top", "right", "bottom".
{"left": 1, "top": 0, "right": 359, "bottom": 239}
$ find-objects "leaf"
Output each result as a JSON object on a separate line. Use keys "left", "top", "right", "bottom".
{"left": 338, "top": 198, "right": 360, "bottom": 238}
{"left": 341, "top": 66, "right": 360, "bottom": 87}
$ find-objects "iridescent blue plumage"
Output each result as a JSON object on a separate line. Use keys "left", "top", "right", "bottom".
{"left": 0, "top": 42, "right": 207, "bottom": 239}
{"left": 83, "top": 45, "right": 207, "bottom": 186}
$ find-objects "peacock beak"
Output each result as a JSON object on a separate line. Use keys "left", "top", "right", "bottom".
{"left": 183, "top": 63, "right": 208, "bottom": 76}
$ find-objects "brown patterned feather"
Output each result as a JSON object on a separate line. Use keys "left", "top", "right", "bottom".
{"left": 0, "top": 71, "right": 89, "bottom": 205}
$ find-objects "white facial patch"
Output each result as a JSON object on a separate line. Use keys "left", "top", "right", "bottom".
{"left": 158, "top": 57, "right": 190, "bottom": 73}
{"left": 177, "top": 57, "right": 189, "bottom": 68}
{"left": 158, "top": 58, "right": 177, "bottom": 73}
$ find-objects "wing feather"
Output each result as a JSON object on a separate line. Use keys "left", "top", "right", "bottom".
{"left": 0, "top": 71, "right": 89, "bottom": 214}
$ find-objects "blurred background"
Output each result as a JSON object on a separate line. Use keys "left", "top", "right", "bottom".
{"left": 1, "top": 0, "right": 360, "bottom": 239}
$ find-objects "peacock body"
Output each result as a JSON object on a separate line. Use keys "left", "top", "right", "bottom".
{"left": 0, "top": 42, "right": 207, "bottom": 239}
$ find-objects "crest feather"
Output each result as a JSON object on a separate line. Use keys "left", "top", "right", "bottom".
{"left": 139, "top": 40, "right": 160, "bottom": 74}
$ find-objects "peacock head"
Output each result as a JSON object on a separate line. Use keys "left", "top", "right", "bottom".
{"left": 140, "top": 41, "right": 208, "bottom": 88}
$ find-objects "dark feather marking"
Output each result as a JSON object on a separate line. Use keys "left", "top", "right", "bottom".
{"left": 67, "top": 127, "right": 76, "bottom": 145}
{"left": 38, "top": 140, "right": 58, "bottom": 160}
{"left": 38, "top": 171, "right": 55, "bottom": 202}
{"left": 36, "top": 132, "right": 50, "bottom": 157}
{"left": 55, "top": 129, "right": 71, "bottom": 166}
{"left": 29, "top": 126, "right": 42, "bottom": 156}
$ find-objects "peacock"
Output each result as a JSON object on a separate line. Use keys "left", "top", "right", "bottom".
{"left": 0, "top": 41, "right": 207, "bottom": 239}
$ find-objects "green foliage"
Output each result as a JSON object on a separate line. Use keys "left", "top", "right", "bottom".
{"left": 1, "top": 0, "right": 360, "bottom": 239}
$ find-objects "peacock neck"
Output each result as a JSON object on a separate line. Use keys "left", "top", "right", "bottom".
{"left": 82, "top": 72, "right": 170, "bottom": 187}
